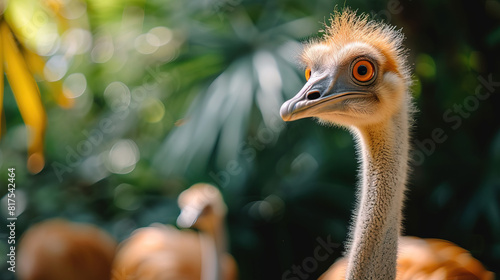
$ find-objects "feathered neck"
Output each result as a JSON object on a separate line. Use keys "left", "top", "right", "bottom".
{"left": 345, "top": 101, "right": 411, "bottom": 279}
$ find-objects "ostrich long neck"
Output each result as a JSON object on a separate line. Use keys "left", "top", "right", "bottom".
{"left": 346, "top": 105, "right": 410, "bottom": 279}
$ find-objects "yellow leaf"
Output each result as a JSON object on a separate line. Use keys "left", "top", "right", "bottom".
{"left": 44, "top": 0, "right": 70, "bottom": 34}
{"left": 22, "top": 46, "right": 45, "bottom": 75}
{"left": 0, "top": 26, "right": 4, "bottom": 139}
{"left": 23, "top": 46, "right": 74, "bottom": 108}
{"left": 1, "top": 21, "right": 47, "bottom": 174}
{"left": 47, "top": 79, "right": 75, "bottom": 109}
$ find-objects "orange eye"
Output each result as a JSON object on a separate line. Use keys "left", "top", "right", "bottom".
{"left": 352, "top": 60, "right": 375, "bottom": 83}
{"left": 305, "top": 68, "right": 311, "bottom": 81}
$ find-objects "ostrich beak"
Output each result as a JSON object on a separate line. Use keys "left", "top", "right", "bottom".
{"left": 280, "top": 76, "right": 370, "bottom": 122}
{"left": 176, "top": 205, "right": 203, "bottom": 228}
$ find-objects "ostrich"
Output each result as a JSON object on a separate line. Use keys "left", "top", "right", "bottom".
{"left": 17, "top": 219, "right": 117, "bottom": 280}
{"left": 112, "top": 183, "right": 238, "bottom": 280}
{"left": 280, "top": 9, "right": 494, "bottom": 279}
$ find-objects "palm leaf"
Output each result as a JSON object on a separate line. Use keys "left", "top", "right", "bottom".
{"left": 154, "top": 11, "right": 313, "bottom": 180}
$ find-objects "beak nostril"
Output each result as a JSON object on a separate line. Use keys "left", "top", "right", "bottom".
{"left": 307, "top": 91, "right": 321, "bottom": 100}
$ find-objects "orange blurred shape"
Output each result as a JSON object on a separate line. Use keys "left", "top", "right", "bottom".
{"left": 17, "top": 219, "right": 117, "bottom": 280}
{"left": 320, "top": 236, "right": 495, "bottom": 280}
{"left": 27, "top": 152, "right": 45, "bottom": 174}
{"left": 112, "top": 225, "right": 204, "bottom": 279}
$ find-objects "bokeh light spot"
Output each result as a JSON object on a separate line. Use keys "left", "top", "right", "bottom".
{"left": 44, "top": 55, "right": 68, "bottom": 82}
{"left": 114, "top": 184, "right": 140, "bottom": 211}
{"left": 105, "top": 140, "right": 140, "bottom": 174}
{"left": 149, "top": 26, "right": 173, "bottom": 46}
{"left": 35, "top": 25, "right": 60, "bottom": 56}
{"left": 104, "top": 82, "right": 131, "bottom": 112}
{"left": 1, "top": 190, "right": 27, "bottom": 218}
{"left": 63, "top": 73, "right": 87, "bottom": 98}
{"left": 27, "top": 153, "right": 45, "bottom": 174}
{"left": 415, "top": 53, "right": 436, "bottom": 80}
{"left": 62, "top": 28, "right": 92, "bottom": 55}
{"left": 61, "top": 0, "right": 87, "bottom": 20}
{"left": 139, "top": 98, "right": 165, "bottom": 123}
{"left": 91, "top": 35, "right": 114, "bottom": 63}
{"left": 134, "top": 33, "right": 159, "bottom": 54}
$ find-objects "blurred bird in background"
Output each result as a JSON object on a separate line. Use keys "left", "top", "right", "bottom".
{"left": 112, "top": 183, "right": 238, "bottom": 280}
{"left": 17, "top": 219, "right": 117, "bottom": 280}
{"left": 16, "top": 183, "right": 238, "bottom": 280}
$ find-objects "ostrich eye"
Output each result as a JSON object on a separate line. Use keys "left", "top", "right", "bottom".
{"left": 357, "top": 65, "right": 368, "bottom": 75}
{"left": 352, "top": 60, "right": 375, "bottom": 83}
{"left": 305, "top": 68, "right": 312, "bottom": 81}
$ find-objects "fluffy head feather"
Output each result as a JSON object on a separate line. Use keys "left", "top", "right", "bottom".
{"left": 302, "top": 8, "right": 411, "bottom": 86}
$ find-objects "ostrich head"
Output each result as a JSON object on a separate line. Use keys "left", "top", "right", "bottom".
{"left": 280, "top": 9, "right": 411, "bottom": 127}
{"left": 176, "top": 183, "right": 227, "bottom": 231}
{"left": 280, "top": 10, "right": 415, "bottom": 279}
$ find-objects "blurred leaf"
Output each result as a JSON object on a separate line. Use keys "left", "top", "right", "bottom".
{"left": 154, "top": 7, "right": 315, "bottom": 179}
{"left": 1, "top": 21, "right": 47, "bottom": 173}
